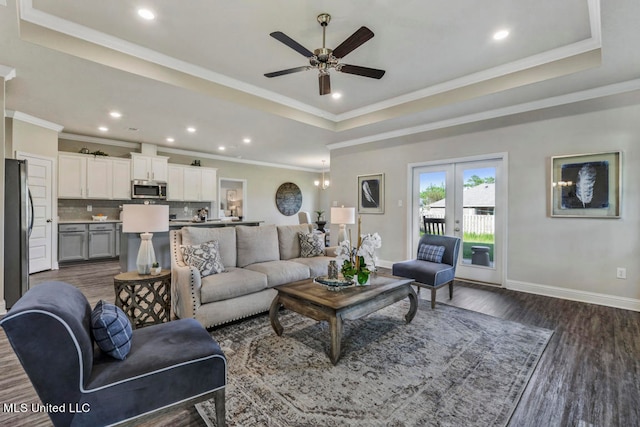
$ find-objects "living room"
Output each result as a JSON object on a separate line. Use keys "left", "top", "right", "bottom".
{"left": 1, "top": 1, "right": 639, "bottom": 426}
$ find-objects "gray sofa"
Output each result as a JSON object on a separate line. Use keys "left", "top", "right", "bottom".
{"left": 170, "top": 224, "right": 336, "bottom": 328}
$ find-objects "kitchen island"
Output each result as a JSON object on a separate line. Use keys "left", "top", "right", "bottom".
{"left": 119, "top": 219, "right": 263, "bottom": 273}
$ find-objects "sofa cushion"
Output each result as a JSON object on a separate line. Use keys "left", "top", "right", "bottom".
{"left": 91, "top": 300, "right": 132, "bottom": 360}
{"left": 236, "top": 225, "right": 280, "bottom": 268}
{"left": 290, "top": 256, "right": 334, "bottom": 277}
{"left": 200, "top": 267, "right": 268, "bottom": 304}
{"left": 277, "top": 224, "right": 312, "bottom": 260}
{"left": 417, "top": 244, "right": 445, "bottom": 263}
{"left": 298, "top": 232, "right": 325, "bottom": 258}
{"left": 182, "top": 226, "right": 237, "bottom": 268}
{"left": 244, "top": 260, "right": 310, "bottom": 287}
{"left": 181, "top": 240, "right": 225, "bottom": 277}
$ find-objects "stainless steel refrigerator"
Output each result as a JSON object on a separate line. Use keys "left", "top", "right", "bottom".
{"left": 4, "top": 158, "right": 32, "bottom": 308}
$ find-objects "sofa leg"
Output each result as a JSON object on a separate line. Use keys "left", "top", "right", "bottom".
{"left": 431, "top": 288, "right": 436, "bottom": 309}
{"left": 449, "top": 281, "right": 454, "bottom": 300}
{"left": 214, "top": 388, "right": 226, "bottom": 427}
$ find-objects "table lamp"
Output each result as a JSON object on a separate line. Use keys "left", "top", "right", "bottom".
{"left": 331, "top": 206, "right": 356, "bottom": 243}
{"left": 122, "top": 204, "right": 169, "bottom": 275}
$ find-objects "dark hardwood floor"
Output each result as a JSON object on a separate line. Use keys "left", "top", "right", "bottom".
{"left": 1, "top": 261, "right": 638, "bottom": 426}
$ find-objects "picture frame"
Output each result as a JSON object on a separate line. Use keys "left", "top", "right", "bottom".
{"left": 550, "top": 151, "right": 621, "bottom": 218}
{"left": 358, "top": 173, "right": 385, "bottom": 214}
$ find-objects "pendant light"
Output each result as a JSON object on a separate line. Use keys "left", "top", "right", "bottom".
{"left": 314, "top": 160, "right": 330, "bottom": 189}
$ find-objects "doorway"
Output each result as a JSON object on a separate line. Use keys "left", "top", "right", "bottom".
{"left": 16, "top": 152, "right": 55, "bottom": 273}
{"left": 411, "top": 155, "right": 506, "bottom": 285}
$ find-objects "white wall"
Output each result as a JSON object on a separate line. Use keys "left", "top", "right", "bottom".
{"left": 330, "top": 102, "right": 640, "bottom": 307}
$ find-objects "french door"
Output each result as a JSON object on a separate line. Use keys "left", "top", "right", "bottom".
{"left": 411, "top": 156, "right": 505, "bottom": 285}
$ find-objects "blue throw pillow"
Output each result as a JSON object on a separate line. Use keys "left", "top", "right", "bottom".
{"left": 417, "top": 244, "right": 446, "bottom": 263}
{"left": 91, "top": 300, "right": 132, "bottom": 360}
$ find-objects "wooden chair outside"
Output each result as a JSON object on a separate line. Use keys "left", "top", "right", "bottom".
{"left": 423, "top": 217, "right": 445, "bottom": 235}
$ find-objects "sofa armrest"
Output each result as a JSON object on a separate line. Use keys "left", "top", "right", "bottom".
{"left": 171, "top": 264, "right": 202, "bottom": 320}
{"left": 324, "top": 246, "right": 339, "bottom": 257}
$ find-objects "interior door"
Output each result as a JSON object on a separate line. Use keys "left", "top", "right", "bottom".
{"left": 412, "top": 157, "right": 504, "bottom": 285}
{"left": 17, "top": 152, "right": 54, "bottom": 273}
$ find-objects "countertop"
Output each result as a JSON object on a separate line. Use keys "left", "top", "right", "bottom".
{"left": 168, "top": 219, "right": 263, "bottom": 227}
{"left": 59, "top": 219, "right": 122, "bottom": 224}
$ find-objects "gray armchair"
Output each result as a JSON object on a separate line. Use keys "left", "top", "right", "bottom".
{"left": 392, "top": 234, "right": 461, "bottom": 309}
{"left": 0, "top": 281, "right": 226, "bottom": 427}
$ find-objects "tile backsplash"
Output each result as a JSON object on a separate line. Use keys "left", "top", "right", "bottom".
{"left": 58, "top": 200, "right": 214, "bottom": 221}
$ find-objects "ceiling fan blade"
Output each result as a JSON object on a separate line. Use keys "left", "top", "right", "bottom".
{"left": 319, "top": 73, "right": 331, "bottom": 96}
{"left": 269, "top": 31, "right": 314, "bottom": 57}
{"left": 332, "top": 26, "right": 375, "bottom": 59}
{"left": 264, "top": 66, "right": 310, "bottom": 78}
{"left": 338, "top": 64, "right": 386, "bottom": 79}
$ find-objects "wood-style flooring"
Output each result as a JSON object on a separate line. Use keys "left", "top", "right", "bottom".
{"left": 1, "top": 261, "right": 638, "bottom": 426}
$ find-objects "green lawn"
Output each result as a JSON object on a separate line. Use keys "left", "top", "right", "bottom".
{"left": 462, "top": 233, "right": 494, "bottom": 261}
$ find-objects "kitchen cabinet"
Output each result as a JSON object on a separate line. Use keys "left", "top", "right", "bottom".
{"left": 115, "top": 223, "right": 122, "bottom": 257}
{"left": 166, "top": 164, "right": 217, "bottom": 202}
{"left": 167, "top": 165, "right": 184, "bottom": 201}
{"left": 130, "top": 153, "right": 169, "bottom": 182}
{"left": 58, "top": 153, "right": 131, "bottom": 200}
{"left": 58, "top": 224, "right": 88, "bottom": 262}
{"left": 88, "top": 223, "right": 115, "bottom": 259}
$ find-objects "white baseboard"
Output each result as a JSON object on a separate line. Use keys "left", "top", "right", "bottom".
{"left": 0, "top": 299, "right": 6, "bottom": 315}
{"left": 506, "top": 279, "right": 640, "bottom": 312}
{"left": 379, "top": 259, "right": 640, "bottom": 312}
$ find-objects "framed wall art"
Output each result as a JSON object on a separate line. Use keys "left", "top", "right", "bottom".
{"left": 550, "top": 151, "right": 621, "bottom": 218}
{"left": 358, "top": 173, "right": 385, "bottom": 214}
{"left": 275, "top": 182, "right": 302, "bottom": 216}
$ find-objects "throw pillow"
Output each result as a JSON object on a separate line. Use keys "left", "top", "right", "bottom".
{"left": 91, "top": 300, "right": 132, "bottom": 360}
{"left": 181, "top": 240, "right": 225, "bottom": 277}
{"left": 417, "top": 244, "right": 446, "bottom": 263}
{"left": 298, "top": 232, "right": 325, "bottom": 258}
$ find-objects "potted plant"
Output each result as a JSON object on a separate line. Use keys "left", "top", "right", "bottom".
{"left": 315, "top": 210, "right": 326, "bottom": 232}
{"left": 151, "top": 262, "right": 161, "bottom": 275}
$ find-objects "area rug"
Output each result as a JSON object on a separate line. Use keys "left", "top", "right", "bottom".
{"left": 196, "top": 301, "right": 553, "bottom": 427}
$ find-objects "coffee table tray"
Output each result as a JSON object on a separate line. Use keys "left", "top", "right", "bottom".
{"left": 313, "top": 275, "right": 355, "bottom": 290}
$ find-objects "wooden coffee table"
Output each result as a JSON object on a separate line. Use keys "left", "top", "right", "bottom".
{"left": 269, "top": 274, "right": 417, "bottom": 365}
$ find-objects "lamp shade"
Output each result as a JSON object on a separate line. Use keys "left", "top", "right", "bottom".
{"left": 122, "top": 204, "right": 169, "bottom": 233}
{"left": 331, "top": 207, "right": 356, "bottom": 225}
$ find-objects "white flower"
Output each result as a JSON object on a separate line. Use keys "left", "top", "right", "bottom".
{"left": 334, "top": 239, "right": 353, "bottom": 266}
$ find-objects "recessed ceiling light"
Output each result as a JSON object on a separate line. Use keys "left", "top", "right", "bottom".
{"left": 186, "top": 127, "right": 196, "bottom": 133}
{"left": 109, "top": 111, "right": 122, "bottom": 118}
{"left": 218, "top": 146, "right": 226, "bottom": 151}
{"left": 137, "top": 8, "right": 155, "bottom": 20}
{"left": 331, "top": 92, "right": 342, "bottom": 99}
{"left": 166, "top": 137, "right": 175, "bottom": 143}
{"left": 98, "top": 126, "right": 108, "bottom": 132}
{"left": 243, "top": 138, "right": 251, "bottom": 143}
{"left": 493, "top": 30, "right": 509, "bottom": 40}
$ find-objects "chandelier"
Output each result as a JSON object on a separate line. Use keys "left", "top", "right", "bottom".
{"left": 314, "top": 160, "right": 330, "bottom": 190}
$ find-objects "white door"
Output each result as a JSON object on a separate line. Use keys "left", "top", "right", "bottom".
{"left": 412, "top": 157, "right": 505, "bottom": 285}
{"left": 17, "top": 152, "right": 54, "bottom": 273}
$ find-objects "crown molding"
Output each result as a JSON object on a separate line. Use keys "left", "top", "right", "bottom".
{"left": 60, "top": 133, "right": 319, "bottom": 173}
{"left": 5, "top": 110, "right": 64, "bottom": 131}
{"left": 18, "top": 0, "right": 602, "bottom": 132}
{"left": 328, "top": 78, "right": 640, "bottom": 150}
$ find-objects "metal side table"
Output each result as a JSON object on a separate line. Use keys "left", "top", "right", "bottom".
{"left": 113, "top": 270, "right": 171, "bottom": 328}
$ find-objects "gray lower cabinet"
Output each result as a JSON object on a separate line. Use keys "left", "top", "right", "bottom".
{"left": 115, "top": 223, "right": 122, "bottom": 257}
{"left": 88, "top": 223, "right": 115, "bottom": 259}
{"left": 58, "top": 224, "right": 88, "bottom": 262}
{"left": 59, "top": 222, "right": 118, "bottom": 263}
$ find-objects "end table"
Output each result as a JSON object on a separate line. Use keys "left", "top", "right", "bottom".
{"left": 113, "top": 270, "right": 171, "bottom": 329}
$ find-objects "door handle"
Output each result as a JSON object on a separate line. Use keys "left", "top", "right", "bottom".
{"left": 454, "top": 227, "right": 460, "bottom": 232}
{"left": 46, "top": 219, "right": 53, "bottom": 223}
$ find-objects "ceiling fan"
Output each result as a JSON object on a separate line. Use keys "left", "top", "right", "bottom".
{"left": 264, "top": 13, "right": 386, "bottom": 96}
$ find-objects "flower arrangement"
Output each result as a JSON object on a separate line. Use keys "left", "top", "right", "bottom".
{"left": 334, "top": 216, "right": 381, "bottom": 285}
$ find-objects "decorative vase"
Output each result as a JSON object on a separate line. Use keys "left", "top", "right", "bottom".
{"left": 328, "top": 260, "right": 339, "bottom": 279}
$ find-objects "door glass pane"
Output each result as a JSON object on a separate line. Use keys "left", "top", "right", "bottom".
{"left": 461, "top": 167, "right": 495, "bottom": 266}
{"left": 419, "top": 171, "right": 446, "bottom": 235}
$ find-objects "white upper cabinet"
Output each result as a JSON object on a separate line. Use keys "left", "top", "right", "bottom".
{"left": 165, "top": 164, "right": 217, "bottom": 202}
{"left": 58, "top": 153, "right": 131, "bottom": 200}
{"left": 130, "top": 153, "right": 168, "bottom": 181}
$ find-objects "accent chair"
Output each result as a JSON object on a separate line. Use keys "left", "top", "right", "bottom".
{"left": 392, "top": 234, "right": 461, "bottom": 309}
{"left": 0, "top": 281, "right": 227, "bottom": 427}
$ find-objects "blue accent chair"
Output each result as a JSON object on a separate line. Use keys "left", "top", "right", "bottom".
{"left": 0, "top": 281, "right": 227, "bottom": 427}
{"left": 392, "top": 234, "right": 461, "bottom": 309}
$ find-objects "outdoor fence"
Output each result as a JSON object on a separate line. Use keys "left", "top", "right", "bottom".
{"left": 422, "top": 214, "right": 495, "bottom": 235}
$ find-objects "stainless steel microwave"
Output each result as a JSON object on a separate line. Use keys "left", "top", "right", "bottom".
{"left": 131, "top": 180, "right": 167, "bottom": 199}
